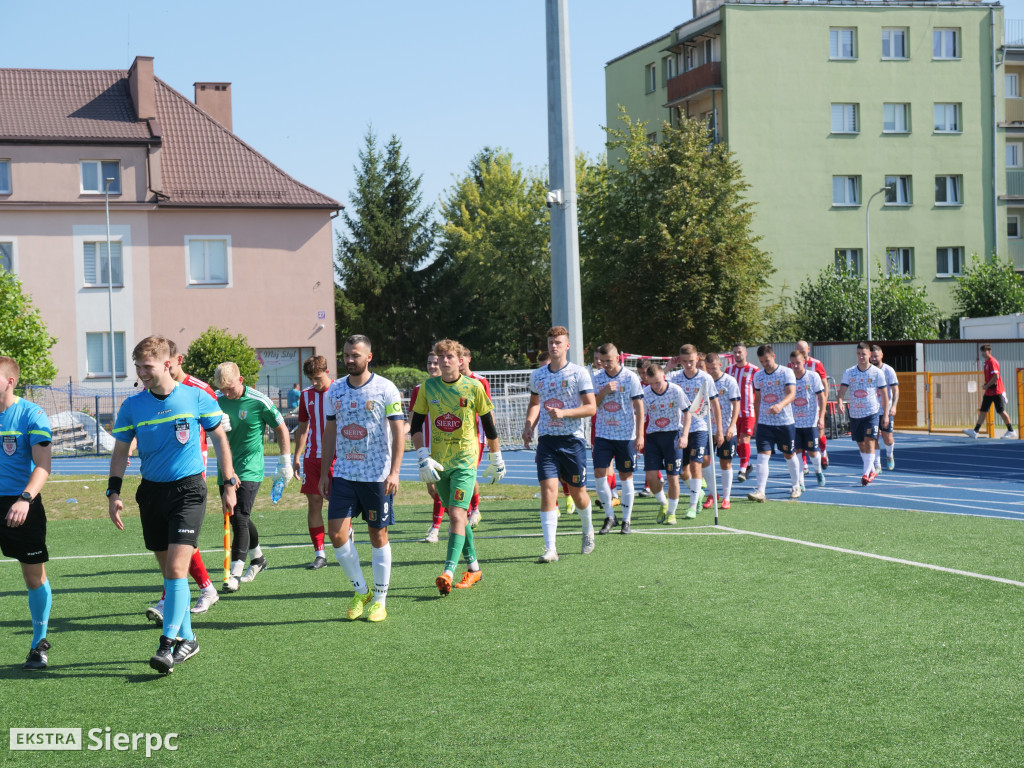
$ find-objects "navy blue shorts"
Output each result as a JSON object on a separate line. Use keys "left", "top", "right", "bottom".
{"left": 592, "top": 437, "right": 636, "bottom": 473}
{"left": 536, "top": 435, "right": 588, "bottom": 487}
{"left": 716, "top": 435, "right": 737, "bottom": 461}
{"left": 878, "top": 418, "right": 894, "bottom": 434}
{"left": 850, "top": 415, "right": 880, "bottom": 443}
{"left": 795, "top": 426, "right": 820, "bottom": 451}
{"left": 327, "top": 477, "right": 394, "bottom": 528}
{"left": 683, "top": 430, "right": 709, "bottom": 466}
{"left": 755, "top": 423, "right": 796, "bottom": 455}
{"left": 644, "top": 431, "right": 682, "bottom": 475}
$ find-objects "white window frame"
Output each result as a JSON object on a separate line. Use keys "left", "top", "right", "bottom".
{"left": 830, "top": 103, "right": 859, "bottom": 134}
{"left": 645, "top": 63, "right": 657, "bottom": 93}
{"left": 885, "top": 247, "right": 914, "bottom": 277}
{"left": 1008, "top": 73, "right": 1021, "bottom": 99}
{"left": 1009, "top": 214, "right": 1021, "bottom": 239}
{"left": 85, "top": 331, "right": 127, "bottom": 379}
{"left": 933, "top": 28, "right": 960, "bottom": 60}
{"left": 664, "top": 55, "right": 677, "bottom": 82}
{"left": 882, "top": 27, "right": 909, "bottom": 60}
{"left": 884, "top": 175, "right": 912, "bottom": 206}
{"left": 936, "top": 246, "right": 965, "bottom": 278}
{"left": 1007, "top": 142, "right": 1023, "bottom": 168}
{"left": 0, "top": 159, "right": 10, "bottom": 194}
{"left": 185, "top": 236, "right": 232, "bottom": 288}
{"left": 934, "top": 103, "right": 962, "bottom": 134}
{"left": 832, "top": 176, "right": 861, "bottom": 207}
{"left": 80, "top": 160, "right": 121, "bottom": 195}
{"left": 835, "top": 248, "right": 863, "bottom": 275}
{"left": 82, "top": 240, "right": 124, "bottom": 287}
{"left": 935, "top": 175, "right": 963, "bottom": 206}
{"left": 0, "top": 239, "right": 14, "bottom": 272}
{"left": 883, "top": 103, "right": 910, "bottom": 134}
{"left": 830, "top": 28, "right": 857, "bottom": 60}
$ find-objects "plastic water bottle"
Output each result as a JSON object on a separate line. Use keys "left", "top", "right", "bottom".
{"left": 270, "top": 477, "right": 286, "bottom": 504}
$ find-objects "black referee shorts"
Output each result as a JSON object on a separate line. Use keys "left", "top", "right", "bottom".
{"left": 136, "top": 473, "right": 207, "bottom": 552}
{"left": 0, "top": 494, "right": 48, "bottom": 564}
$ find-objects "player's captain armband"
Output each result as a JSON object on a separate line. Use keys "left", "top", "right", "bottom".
{"left": 385, "top": 401, "right": 404, "bottom": 417}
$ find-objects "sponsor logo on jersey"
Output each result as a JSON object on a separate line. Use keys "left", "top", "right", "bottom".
{"left": 603, "top": 401, "right": 622, "bottom": 412}
{"left": 794, "top": 397, "right": 808, "bottom": 407}
{"left": 655, "top": 417, "right": 670, "bottom": 428}
{"left": 763, "top": 394, "right": 779, "bottom": 405}
{"left": 239, "top": 409, "right": 248, "bottom": 420}
{"left": 854, "top": 389, "right": 868, "bottom": 398}
{"left": 345, "top": 453, "right": 366, "bottom": 461}
{"left": 342, "top": 424, "right": 368, "bottom": 440}
{"left": 434, "top": 413, "right": 463, "bottom": 432}
{"left": 544, "top": 398, "right": 565, "bottom": 410}
{"left": 178, "top": 528, "right": 196, "bottom": 534}
{"left": 174, "top": 418, "right": 190, "bottom": 445}
{"left": 2, "top": 434, "right": 16, "bottom": 456}
{"left": 454, "top": 489, "right": 465, "bottom": 502}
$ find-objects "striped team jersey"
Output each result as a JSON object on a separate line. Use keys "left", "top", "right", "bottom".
{"left": 592, "top": 367, "right": 644, "bottom": 440}
{"left": 642, "top": 382, "right": 690, "bottom": 434}
{"left": 667, "top": 370, "right": 718, "bottom": 434}
{"left": 325, "top": 374, "right": 405, "bottom": 482}
{"left": 753, "top": 365, "right": 797, "bottom": 426}
{"left": 725, "top": 362, "right": 759, "bottom": 418}
{"left": 840, "top": 364, "right": 887, "bottom": 419}
{"left": 877, "top": 363, "right": 899, "bottom": 402}
{"left": 218, "top": 386, "right": 285, "bottom": 482}
{"left": 529, "top": 362, "right": 594, "bottom": 440}
{"left": 0, "top": 397, "right": 52, "bottom": 495}
{"left": 711, "top": 373, "right": 741, "bottom": 434}
{"left": 792, "top": 371, "right": 825, "bottom": 428}
{"left": 180, "top": 374, "right": 216, "bottom": 455}
{"left": 298, "top": 384, "right": 333, "bottom": 459}
{"left": 468, "top": 372, "right": 492, "bottom": 446}
{"left": 412, "top": 375, "right": 493, "bottom": 470}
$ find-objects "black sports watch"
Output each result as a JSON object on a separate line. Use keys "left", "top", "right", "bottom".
{"left": 226, "top": 477, "right": 238, "bottom": 487}
{"left": 105, "top": 489, "right": 118, "bottom": 498}
{"left": 19, "top": 491, "right": 32, "bottom": 502}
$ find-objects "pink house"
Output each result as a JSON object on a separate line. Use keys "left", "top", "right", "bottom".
{"left": 0, "top": 56, "right": 340, "bottom": 391}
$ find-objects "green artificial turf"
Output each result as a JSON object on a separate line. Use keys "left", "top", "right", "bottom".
{"left": 1, "top": 484, "right": 1023, "bottom": 767}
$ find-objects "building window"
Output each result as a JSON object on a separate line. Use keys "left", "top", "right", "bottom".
{"left": 645, "top": 63, "right": 656, "bottom": 93}
{"left": 835, "top": 248, "right": 862, "bottom": 275}
{"left": 883, "top": 103, "right": 910, "bottom": 133}
{"left": 884, "top": 175, "right": 912, "bottom": 206}
{"left": 0, "top": 160, "right": 10, "bottom": 194}
{"left": 1008, "top": 73, "right": 1021, "bottom": 98}
{"left": 86, "top": 331, "right": 126, "bottom": 378}
{"left": 83, "top": 241, "right": 123, "bottom": 287}
{"left": 833, "top": 176, "right": 861, "bottom": 206}
{"left": 664, "top": 55, "right": 677, "bottom": 81}
{"left": 830, "top": 28, "right": 857, "bottom": 60}
{"left": 1008, "top": 142, "right": 1023, "bottom": 168}
{"left": 187, "top": 237, "right": 229, "bottom": 285}
{"left": 882, "top": 28, "right": 908, "bottom": 60}
{"left": 936, "top": 246, "right": 964, "bottom": 277}
{"left": 80, "top": 160, "right": 121, "bottom": 194}
{"left": 886, "top": 247, "right": 914, "bottom": 276}
{"left": 830, "top": 103, "right": 859, "bottom": 134}
{"left": 933, "top": 28, "right": 960, "bottom": 60}
{"left": 0, "top": 242, "right": 12, "bottom": 272}
{"left": 934, "top": 103, "right": 961, "bottom": 133}
{"left": 935, "top": 175, "right": 962, "bottom": 205}
{"left": 1009, "top": 215, "right": 1021, "bottom": 239}
{"left": 647, "top": 132, "right": 658, "bottom": 144}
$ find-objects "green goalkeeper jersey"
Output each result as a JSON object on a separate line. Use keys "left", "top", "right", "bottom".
{"left": 217, "top": 386, "right": 284, "bottom": 482}
{"left": 413, "top": 375, "right": 493, "bottom": 470}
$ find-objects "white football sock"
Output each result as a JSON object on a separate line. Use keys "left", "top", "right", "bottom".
{"left": 314, "top": 548, "right": 325, "bottom": 559}
{"left": 333, "top": 539, "right": 366, "bottom": 593}
{"left": 861, "top": 451, "right": 875, "bottom": 474}
{"left": 540, "top": 510, "right": 558, "bottom": 551}
{"left": 786, "top": 455, "right": 802, "bottom": 489}
{"left": 620, "top": 482, "right": 635, "bottom": 522}
{"left": 654, "top": 489, "right": 667, "bottom": 505}
{"left": 578, "top": 503, "right": 594, "bottom": 536}
{"left": 250, "top": 545, "right": 263, "bottom": 561}
{"left": 756, "top": 453, "right": 770, "bottom": 494}
{"left": 230, "top": 559, "right": 244, "bottom": 578}
{"left": 810, "top": 452, "right": 822, "bottom": 473}
{"left": 722, "top": 468, "right": 733, "bottom": 501}
{"left": 371, "top": 544, "right": 391, "bottom": 607}
{"left": 667, "top": 497, "right": 680, "bottom": 515}
{"left": 595, "top": 476, "right": 613, "bottom": 517}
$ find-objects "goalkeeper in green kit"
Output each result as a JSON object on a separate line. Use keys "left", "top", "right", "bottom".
{"left": 410, "top": 339, "right": 505, "bottom": 596}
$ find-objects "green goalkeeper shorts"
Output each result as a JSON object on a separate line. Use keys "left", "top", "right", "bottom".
{"left": 435, "top": 466, "right": 477, "bottom": 511}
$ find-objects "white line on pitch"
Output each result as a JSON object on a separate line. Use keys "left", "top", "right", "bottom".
{"left": 718, "top": 525, "right": 1024, "bottom": 587}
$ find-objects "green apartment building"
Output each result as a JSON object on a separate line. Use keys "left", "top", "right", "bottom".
{"left": 606, "top": 0, "right": 1014, "bottom": 316}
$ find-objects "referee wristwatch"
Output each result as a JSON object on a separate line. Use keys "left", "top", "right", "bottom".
{"left": 225, "top": 477, "right": 238, "bottom": 487}
{"left": 19, "top": 491, "right": 32, "bottom": 502}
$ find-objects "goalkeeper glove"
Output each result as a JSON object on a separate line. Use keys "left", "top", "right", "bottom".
{"left": 275, "top": 454, "right": 294, "bottom": 482}
{"left": 417, "top": 447, "right": 443, "bottom": 483}
{"left": 482, "top": 451, "right": 506, "bottom": 484}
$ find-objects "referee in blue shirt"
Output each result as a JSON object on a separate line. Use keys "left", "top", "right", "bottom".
{"left": 0, "top": 357, "right": 53, "bottom": 670}
{"left": 107, "top": 336, "right": 238, "bottom": 674}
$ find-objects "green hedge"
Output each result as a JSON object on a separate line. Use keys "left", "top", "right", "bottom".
{"left": 376, "top": 366, "right": 428, "bottom": 391}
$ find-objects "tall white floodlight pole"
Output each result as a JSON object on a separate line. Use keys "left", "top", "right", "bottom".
{"left": 546, "top": 0, "right": 584, "bottom": 366}
{"left": 104, "top": 177, "right": 117, "bottom": 424}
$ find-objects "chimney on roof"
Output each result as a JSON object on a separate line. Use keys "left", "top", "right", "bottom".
{"left": 194, "top": 82, "right": 232, "bottom": 132}
{"left": 128, "top": 56, "right": 156, "bottom": 121}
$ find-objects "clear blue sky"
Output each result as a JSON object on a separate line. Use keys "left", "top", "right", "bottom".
{"left": 6, "top": 1, "right": 1022, "bottom": 220}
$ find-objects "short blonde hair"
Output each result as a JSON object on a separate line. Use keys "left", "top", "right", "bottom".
{"left": 213, "top": 361, "right": 241, "bottom": 389}
{"left": 133, "top": 335, "right": 172, "bottom": 363}
{"left": 432, "top": 339, "right": 462, "bottom": 357}
{"left": 0, "top": 356, "right": 19, "bottom": 384}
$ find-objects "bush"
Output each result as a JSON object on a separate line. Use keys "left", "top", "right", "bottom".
{"left": 377, "top": 366, "right": 428, "bottom": 391}
{"left": 183, "top": 327, "right": 261, "bottom": 387}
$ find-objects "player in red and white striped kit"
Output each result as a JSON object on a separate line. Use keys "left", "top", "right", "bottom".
{"left": 726, "top": 344, "right": 759, "bottom": 483}
{"left": 414, "top": 352, "right": 446, "bottom": 543}
{"left": 291, "top": 355, "right": 337, "bottom": 569}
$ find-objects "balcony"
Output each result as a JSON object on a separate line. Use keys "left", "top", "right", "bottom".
{"left": 666, "top": 62, "right": 722, "bottom": 104}
{"left": 1010, "top": 238, "right": 1024, "bottom": 270}
{"left": 1007, "top": 169, "right": 1024, "bottom": 198}
{"left": 1004, "top": 99, "right": 1024, "bottom": 125}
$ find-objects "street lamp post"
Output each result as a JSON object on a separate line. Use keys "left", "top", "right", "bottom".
{"left": 864, "top": 186, "right": 890, "bottom": 341}
{"left": 104, "top": 177, "right": 116, "bottom": 428}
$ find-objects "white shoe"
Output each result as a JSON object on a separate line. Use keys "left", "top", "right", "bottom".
{"left": 790, "top": 486, "right": 802, "bottom": 499}
{"left": 191, "top": 588, "right": 220, "bottom": 614}
{"left": 223, "top": 576, "right": 240, "bottom": 593}
{"left": 581, "top": 533, "right": 595, "bottom": 555}
{"left": 1003, "top": 430, "right": 1018, "bottom": 440}
{"left": 537, "top": 548, "right": 559, "bottom": 563}
{"left": 469, "top": 510, "right": 482, "bottom": 529}
{"left": 747, "top": 490, "right": 766, "bottom": 502}
{"left": 240, "top": 557, "right": 267, "bottom": 583}
{"left": 962, "top": 428, "right": 979, "bottom": 439}
{"left": 145, "top": 600, "right": 164, "bottom": 624}
{"left": 422, "top": 526, "right": 440, "bottom": 543}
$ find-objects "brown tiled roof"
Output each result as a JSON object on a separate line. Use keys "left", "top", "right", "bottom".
{"left": 0, "top": 67, "right": 340, "bottom": 209}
